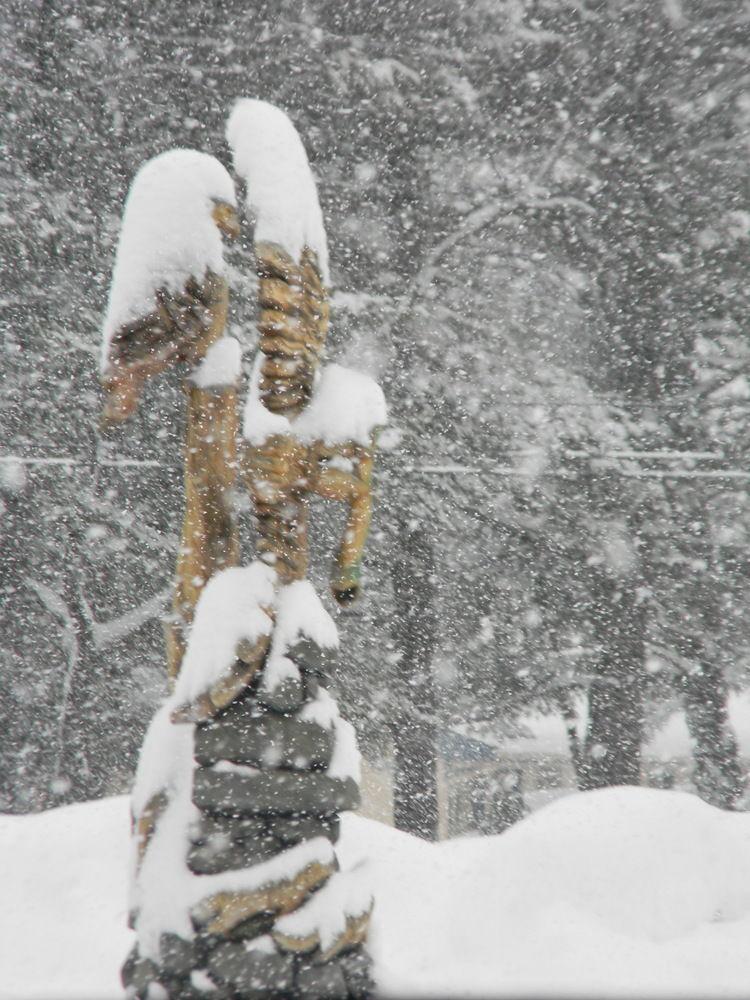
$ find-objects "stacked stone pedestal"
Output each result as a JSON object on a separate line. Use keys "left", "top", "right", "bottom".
{"left": 123, "top": 636, "right": 373, "bottom": 1000}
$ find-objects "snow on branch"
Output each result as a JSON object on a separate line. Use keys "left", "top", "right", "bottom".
{"left": 101, "top": 149, "right": 236, "bottom": 372}
{"left": 226, "top": 99, "right": 329, "bottom": 281}
{"left": 24, "top": 578, "right": 80, "bottom": 783}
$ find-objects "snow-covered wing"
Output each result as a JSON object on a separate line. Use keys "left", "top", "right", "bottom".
{"left": 226, "top": 99, "right": 328, "bottom": 282}
{"left": 101, "top": 149, "right": 236, "bottom": 374}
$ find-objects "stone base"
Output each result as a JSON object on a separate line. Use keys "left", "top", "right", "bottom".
{"left": 122, "top": 940, "right": 375, "bottom": 1000}
{"left": 126, "top": 632, "right": 372, "bottom": 1000}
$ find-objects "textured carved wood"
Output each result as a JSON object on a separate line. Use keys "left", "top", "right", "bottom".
{"left": 166, "top": 383, "right": 241, "bottom": 682}
{"left": 101, "top": 271, "right": 230, "bottom": 428}
{"left": 255, "top": 242, "right": 328, "bottom": 418}
{"left": 169, "top": 633, "right": 272, "bottom": 723}
{"left": 244, "top": 244, "right": 377, "bottom": 603}
{"left": 311, "top": 445, "right": 375, "bottom": 604}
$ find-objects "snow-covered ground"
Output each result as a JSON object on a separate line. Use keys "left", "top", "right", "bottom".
{"left": 3, "top": 787, "right": 750, "bottom": 998}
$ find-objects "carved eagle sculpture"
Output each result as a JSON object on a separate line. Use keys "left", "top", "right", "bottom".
{"left": 227, "top": 100, "right": 387, "bottom": 608}
{"left": 100, "top": 149, "right": 239, "bottom": 426}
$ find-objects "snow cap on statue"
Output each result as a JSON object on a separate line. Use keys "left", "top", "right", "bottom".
{"left": 100, "top": 149, "right": 237, "bottom": 373}
{"left": 226, "top": 98, "right": 329, "bottom": 282}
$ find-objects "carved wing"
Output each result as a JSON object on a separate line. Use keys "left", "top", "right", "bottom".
{"left": 101, "top": 271, "right": 228, "bottom": 426}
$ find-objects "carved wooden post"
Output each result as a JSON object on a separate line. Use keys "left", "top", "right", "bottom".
{"left": 167, "top": 341, "right": 241, "bottom": 682}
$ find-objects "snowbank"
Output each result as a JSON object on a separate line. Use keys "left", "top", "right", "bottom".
{"left": 4, "top": 787, "right": 750, "bottom": 998}
{"left": 340, "top": 787, "right": 750, "bottom": 998}
{"left": 226, "top": 99, "right": 329, "bottom": 281}
{"left": 101, "top": 149, "right": 236, "bottom": 372}
{"left": 0, "top": 796, "right": 131, "bottom": 1000}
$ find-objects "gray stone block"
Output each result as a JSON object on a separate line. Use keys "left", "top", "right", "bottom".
{"left": 188, "top": 830, "right": 281, "bottom": 875}
{"left": 259, "top": 673, "right": 305, "bottom": 713}
{"left": 120, "top": 945, "right": 159, "bottom": 998}
{"left": 193, "top": 767, "right": 360, "bottom": 817}
{"left": 339, "top": 950, "right": 374, "bottom": 998}
{"left": 270, "top": 812, "right": 340, "bottom": 847}
{"left": 206, "top": 940, "right": 295, "bottom": 995}
{"left": 296, "top": 959, "right": 348, "bottom": 998}
{"left": 286, "top": 636, "right": 337, "bottom": 678}
{"left": 159, "top": 932, "right": 201, "bottom": 977}
{"left": 194, "top": 713, "right": 333, "bottom": 771}
{"left": 189, "top": 814, "right": 267, "bottom": 846}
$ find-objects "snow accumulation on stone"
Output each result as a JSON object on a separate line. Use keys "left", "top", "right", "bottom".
{"left": 273, "top": 580, "right": 339, "bottom": 654}
{"left": 300, "top": 685, "right": 342, "bottom": 731}
{"left": 101, "top": 149, "right": 236, "bottom": 373}
{"left": 8, "top": 786, "right": 750, "bottom": 999}
{"left": 261, "top": 580, "right": 338, "bottom": 695}
{"left": 189, "top": 336, "right": 242, "bottom": 389}
{"left": 226, "top": 98, "right": 329, "bottom": 282}
{"left": 193, "top": 835, "right": 335, "bottom": 904}
{"left": 243, "top": 360, "right": 387, "bottom": 447}
{"left": 328, "top": 716, "right": 362, "bottom": 784}
{"left": 130, "top": 700, "right": 194, "bottom": 820}
{"left": 274, "top": 865, "right": 373, "bottom": 953}
{"left": 129, "top": 699, "right": 198, "bottom": 958}
{"left": 172, "top": 564, "right": 276, "bottom": 707}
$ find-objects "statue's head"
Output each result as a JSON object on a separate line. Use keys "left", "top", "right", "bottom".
{"left": 100, "top": 149, "right": 238, "bottom": 426}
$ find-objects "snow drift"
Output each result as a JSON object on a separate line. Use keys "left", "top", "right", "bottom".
{"left": 3, "top": 787, "right": 750, "bottom": 998}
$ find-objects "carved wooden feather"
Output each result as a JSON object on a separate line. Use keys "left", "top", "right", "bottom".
{"left": 101, "top": 270, "right": 229, "bottom": 426}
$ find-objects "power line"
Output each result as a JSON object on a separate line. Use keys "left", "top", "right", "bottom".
{"left": 2, "top": 453, "right": 748, "bottom": 483}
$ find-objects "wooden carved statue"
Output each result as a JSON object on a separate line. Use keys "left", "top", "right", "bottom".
{"left": 113, "top": 106, "right": 385, "bottom": 1000}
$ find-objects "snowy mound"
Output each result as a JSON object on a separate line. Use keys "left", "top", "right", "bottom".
{"left": 101, "top": 149, "right": 236, "bottom": 372}
{"left": 5, "top": 787, "right": 750, "bottom": 998}
{"left": 243, "top": 361, "right": 387, "bottom": 446}
{"left": 341, "top": 787, "right": 750, "bottom": 998}
{"left": 226, "top": 99, "right": 329, "bottom": 281}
